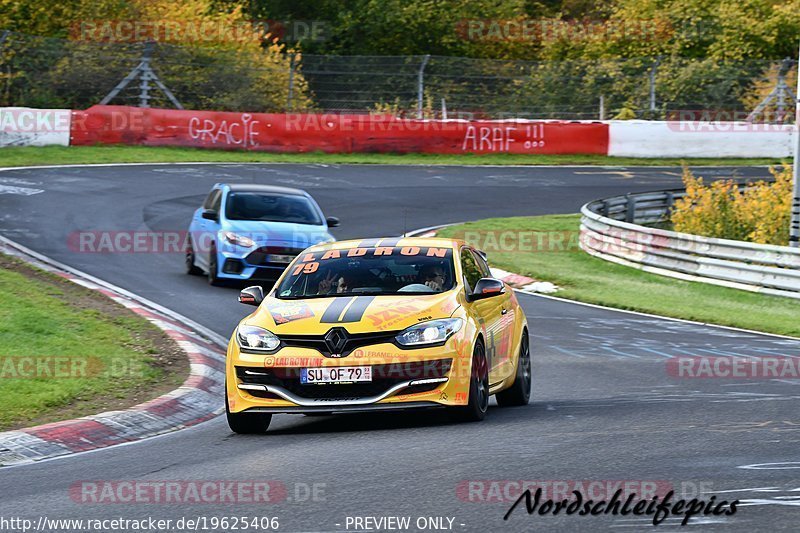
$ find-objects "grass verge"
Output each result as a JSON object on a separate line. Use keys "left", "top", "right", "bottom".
{"left": 439, "top": 214, "right": 800, "bottom": 337}
{"left": 0, "top": 254, "right": 187, "bottom": 430}
{"left": 0, "top": 145, "right": 784, "bottom": 168}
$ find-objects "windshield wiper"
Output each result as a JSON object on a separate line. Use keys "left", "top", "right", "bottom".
{"left": 277, "top": 290, "right": 400, "bottom": 299}
{"left": 276, "top": 294, "right": 335, "bottom": 300}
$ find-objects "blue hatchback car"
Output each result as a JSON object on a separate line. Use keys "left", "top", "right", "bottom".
{"left": 186, "top": 183, "right": 338, "bottom": 285}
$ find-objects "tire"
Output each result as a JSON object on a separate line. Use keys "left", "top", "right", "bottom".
{"left": 208, "top": 245, "right": 223, "bottom": 286}
{"left": 226, "top": 393, "right": 272, "bottom": 434}
{"left": 496, "top": 329, "right": 531, "bottom": 407}
{"left": 452, "top": 340, "right": 489, "bottom": 422}
{"left": 185, "top": 239, "right": 202, "bottom": 275}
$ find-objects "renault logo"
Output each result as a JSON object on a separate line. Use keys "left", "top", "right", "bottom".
{"left": 324, "top": 327, "right": 349, "bottom": 357}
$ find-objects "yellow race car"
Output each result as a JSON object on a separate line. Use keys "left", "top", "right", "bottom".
{"left": 225, "top": 237, "right": 531, "bottom": 433}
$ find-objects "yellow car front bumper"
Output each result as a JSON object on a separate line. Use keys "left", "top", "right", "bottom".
{"left": 225, "top": 335, "right": 474, "bottom": 414}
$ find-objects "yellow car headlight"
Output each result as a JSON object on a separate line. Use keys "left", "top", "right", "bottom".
{"left": 236, "top": 325, "right": 280, "bottom": 352}
{"left": 395, "top": 318, "right": 463, "bottom": 347}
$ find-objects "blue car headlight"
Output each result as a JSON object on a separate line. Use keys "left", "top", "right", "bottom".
{"left": 395, "top": 318, "right": 463, "bottom": 347}
{"left": 222, "top": 231, "right": 255, "bottom": 248}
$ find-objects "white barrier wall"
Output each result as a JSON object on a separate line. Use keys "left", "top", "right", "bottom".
{"left": 0, "top": 107, "right": 71, "bottom": 147}
{"left": 608, "top": 120, "right": 794, "bottom": 158}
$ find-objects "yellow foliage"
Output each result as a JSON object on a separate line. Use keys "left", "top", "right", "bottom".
{"left": 671, "top": 166, "right": 793, "bottom": 245}
{"left": 0, "top": 0, "right": 312, "bottom": 111}
{"left": 371, "top": 93, "right": 435, "bottom": 118}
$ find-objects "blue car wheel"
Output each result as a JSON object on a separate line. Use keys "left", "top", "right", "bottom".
{"left": 208, "top": 245, "right": 222, "bottom": 286}
{"left": 185, "top": 239, "right": 202, "bottom": 276}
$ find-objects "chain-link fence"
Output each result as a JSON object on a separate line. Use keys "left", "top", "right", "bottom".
{"left": 1, "top": 30, "right": 796, "bottom": 121}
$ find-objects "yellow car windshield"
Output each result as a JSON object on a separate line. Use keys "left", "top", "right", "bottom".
{"left": 275, "top": 246, "right": 455, "bottom": 299}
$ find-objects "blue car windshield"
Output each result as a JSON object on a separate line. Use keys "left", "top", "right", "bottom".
{"left": 225, "top": 192, "right": 322, "bottom": 225}
{"left": 275, "top": 246, "right": 455, "bottom": 299}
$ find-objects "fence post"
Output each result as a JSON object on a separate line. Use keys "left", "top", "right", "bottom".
{"left": 649, "top": 58, "right": 660, "bottom": 113}
{"left": 776, "top": 57, "right": 792, "bottom": 123}
{"left": 791, "top": 45, "right": 800, "bottom": 247}
{"left": 100, "top": 40, "right": 182, "bottom": 109}
{"left": 138, "top": 41, "right": 154, "bottom": 108}
{"left": 287, "top": 52, "right": 297, "bottom": 111}
{"left": 599, "top": 95, "right": 605, "bottom": 120}
{"left": 0, "top": 31, "right": 10, "bottom": 105}
{"left": 417, "top": 54, "right": 430, "bottom": 119}
{"left": 747, "top": 58, "right": 794, "bottom": 123}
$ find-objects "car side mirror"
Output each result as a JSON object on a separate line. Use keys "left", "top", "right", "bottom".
{"left": 201, "top": 209, "right": 219, "bottom": 222}
{"left": 239, "top": 286, "right": 264, "bottom": 306}
{"left": 469, "top": 278, "right": 505, "bottom": 301}
{"left": 326, "top": 216, "right": 340, "bottom": 228}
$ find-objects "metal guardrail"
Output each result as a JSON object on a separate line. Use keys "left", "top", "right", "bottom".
{"left": 580, "top": 189, "right": 800, "bottom": 299}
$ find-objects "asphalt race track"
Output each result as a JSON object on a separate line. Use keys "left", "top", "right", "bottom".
{"left": 1, "top": 163, "right": 799, "bottom": 532}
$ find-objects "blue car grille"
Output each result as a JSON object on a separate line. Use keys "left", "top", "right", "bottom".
{"left": 246, "top": 246, "right": 305, "bottom": 266}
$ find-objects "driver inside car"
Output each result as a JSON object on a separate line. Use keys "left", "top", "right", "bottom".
{"left": 397, "top": 263, "right": 447, "bottom": 293}
{"left": 418, "top": 264, "right": 446, "bottom": 292}
{"left": 317, "top": 271, "right": 358, "bottom": 294}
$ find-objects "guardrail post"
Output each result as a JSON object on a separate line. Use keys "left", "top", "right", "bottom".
{"left": 625, "top": 194, "right": 635, "bottom": 223}
{"left": 664, "top": 192, "right": 675, "bottom": 221}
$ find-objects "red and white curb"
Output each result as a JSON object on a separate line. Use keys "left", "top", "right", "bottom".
{"left": 489, "top": 267, "right": 559, "bottom": 293}
{"left": 0, "top": 236, "right": 227, "bottom": 466}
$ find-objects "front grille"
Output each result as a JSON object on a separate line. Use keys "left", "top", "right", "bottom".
{"left": 236, "top": 359, "right": 451, "bottom": 401}
{"left": 277, "top": 330, "right": 400, "bottom": 358}
{"left": 246, "top": 246, "right": 305, "bottom": 266}
{"left": 249, "top": 269, "right": 283, "bottom": 282}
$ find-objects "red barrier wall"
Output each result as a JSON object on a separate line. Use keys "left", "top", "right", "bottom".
{"left": 70, "top": 106, "right": 609, "bottom": 155}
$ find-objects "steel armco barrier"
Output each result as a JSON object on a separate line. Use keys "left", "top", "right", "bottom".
{"left": 580, "top": 189, "right": 800, "bottom": 299}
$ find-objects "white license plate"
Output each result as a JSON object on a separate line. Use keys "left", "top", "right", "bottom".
{"left": 268, "top": 254, "right": 296, "bottom": 264}
{"left": 301, "top": 366, "right": 372, "bottom": 384}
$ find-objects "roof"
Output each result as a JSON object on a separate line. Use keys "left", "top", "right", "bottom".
{"left": 223, "top": 183, "right": 308, "bottom": 196}
{"left": 306, "top": 237, "right": 465, "bottom": 252}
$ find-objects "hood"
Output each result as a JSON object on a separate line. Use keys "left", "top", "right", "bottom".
{"left": 245, "top": 291, "right": 461, "bottom": 335}
{"left": 221, "top": 219, "right": 332, "bottom": 249}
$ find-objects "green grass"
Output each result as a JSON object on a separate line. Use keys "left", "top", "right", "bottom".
{"left": 440, "top": 214, "right": 800, "bottom": 337}
{"left": 0, "top": 145, "right": 784, "bottom": 167}
{"left": 0, "top": 258, "right": 184, "bottom": 430}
